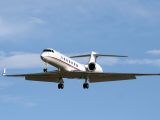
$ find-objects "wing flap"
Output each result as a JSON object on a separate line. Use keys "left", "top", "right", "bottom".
{"left": 61, "top": 72, "right": 160, "bottom": 83}
{"left": 4, "top": 71, "right": 61, "bottom": 83}
{"left": 88, "top": 73, "right": 137, "bottom": 83}
{"left": 25, "top": 75, "right": 59, "bottom": 83}
{"left": 61, "top": 72, "right": 137, "bottom": 82}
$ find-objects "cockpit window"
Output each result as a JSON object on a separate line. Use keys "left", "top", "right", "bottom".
{"left": 43, "top": 49, "right": 54, "bottom": 53}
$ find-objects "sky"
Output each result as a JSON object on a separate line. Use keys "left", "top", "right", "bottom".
{"left": 0, "top": 0, "right": 160, "bottom": 120}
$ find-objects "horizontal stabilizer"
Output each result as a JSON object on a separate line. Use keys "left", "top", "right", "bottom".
{"left": 70, "top": 53, "right": 128, "bottom": 58}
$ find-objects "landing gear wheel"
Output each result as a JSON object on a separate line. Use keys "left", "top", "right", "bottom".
{"left": 83, "top": 83, "right": 89, "bottom": 89}
{"left": 58, "top": 83, "right": 64, "bottom": 89}
{"left": 43, "top": 68, "right": 48, "bottom": 72}
{"left": 43, "top": 62, "right": 48, "bottom": 72}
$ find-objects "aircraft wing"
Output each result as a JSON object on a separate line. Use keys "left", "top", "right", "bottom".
{"left": 3, "top": 71, "right": 62, "bottom": 83}
{"left": 62, "top": 71, "right": 160, "bottom": 83}
{"left": 3, "top": 70, "right": 160, "bottom": 83}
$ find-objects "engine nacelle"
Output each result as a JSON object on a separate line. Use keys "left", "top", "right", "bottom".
{"left": 86, "top": 62, "right": 103, "bottom": 72}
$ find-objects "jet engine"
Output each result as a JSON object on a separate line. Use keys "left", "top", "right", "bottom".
{"left": 87, "top": 62, "right": 103, "bottom": 72}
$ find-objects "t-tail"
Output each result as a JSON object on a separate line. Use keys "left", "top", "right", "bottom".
{"left": 70, "top": 51, "right": 128, "bottom": 72}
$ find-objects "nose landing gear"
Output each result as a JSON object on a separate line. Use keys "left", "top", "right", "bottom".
{"left": 43, "top": 62, "right": 48, "bottom": 72}
{"left": 43, "top": 68, "right": 48, "bottom": 72}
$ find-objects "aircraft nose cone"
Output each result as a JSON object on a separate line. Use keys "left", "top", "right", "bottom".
{"left": 40, "top": 53, "right": 46, "bottom": 61}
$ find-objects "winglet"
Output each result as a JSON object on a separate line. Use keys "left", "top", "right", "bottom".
{"left": 2, "top": 68, "right": 6, "bottom": 76}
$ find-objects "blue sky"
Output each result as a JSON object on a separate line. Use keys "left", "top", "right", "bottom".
{"left": 0, "top": 0, "right": 160, "bottom": 120}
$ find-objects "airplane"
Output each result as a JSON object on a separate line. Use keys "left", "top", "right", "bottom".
{"left": 2, "top": 48, "right": 160, "bottom": 89}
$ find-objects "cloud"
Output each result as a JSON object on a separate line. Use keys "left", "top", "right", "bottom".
{"left": 0, "top": 0, "right": 158, "bottom": 41}
{"left": 0, "top": 17, "right": 19, "bottom": 37}
{"left": 0, "top": 16, "right": 46, "bottom": 39}
{"left": 70, "top": 0, "right": 158, "bottom": 21}
{"left": 95, "top": 49, "right": 160, "bottom": 67}
{"left": 121, "top": 59, "right": 160, "bottom": 66}
{"left": 98, "top": 58, "right": 160, "bottom": 67}
{"left": 0, "top": 95, "right": 37, "bottom": 107}
{"left": 100, "top": 58, "right": 160, "bottom": 67}
{"left": 109, "top": 0, "right": 153, "bottom": 19}
{"left": 0, "top": 51, "right": 42, "bottom": 69}
{"left": 29, "top": 17, "right": 46, "bottom": 25}
{"left": 98, "top": 58, "right": 120, "bottom": 66}
{"left": 146, "top": 49, "right": 160, "bottom": 56}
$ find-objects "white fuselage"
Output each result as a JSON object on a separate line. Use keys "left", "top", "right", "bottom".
{"left": 41, "top": 49, "right": 86, "bottom": 72}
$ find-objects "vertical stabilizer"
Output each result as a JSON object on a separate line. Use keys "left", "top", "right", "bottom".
{"left": 89, "top": 51, "right": 97, "bottom": 63}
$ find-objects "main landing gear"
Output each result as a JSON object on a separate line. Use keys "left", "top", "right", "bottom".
{"left": 83, "top": 83, "right": 89, "bottom": 89}
{"left": 57, "top": 83, "right": 89, "bottom": 89}
{"left": 57, "top": 81, "right": 89, "bottom": 90}
{"left": 83, "top": 79, "right": 89, "bottom": 89}
{"left": 57, "top": 82, "right": 89, "bottom": 89}
{"left": 57, "top": 78, "right": 89, "bottom": 89}
{"left": 58, "top": 77, "right": 64, "bottom": 89}
{"left": 58, "top": 83, "right": 64, "bottom": 89}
